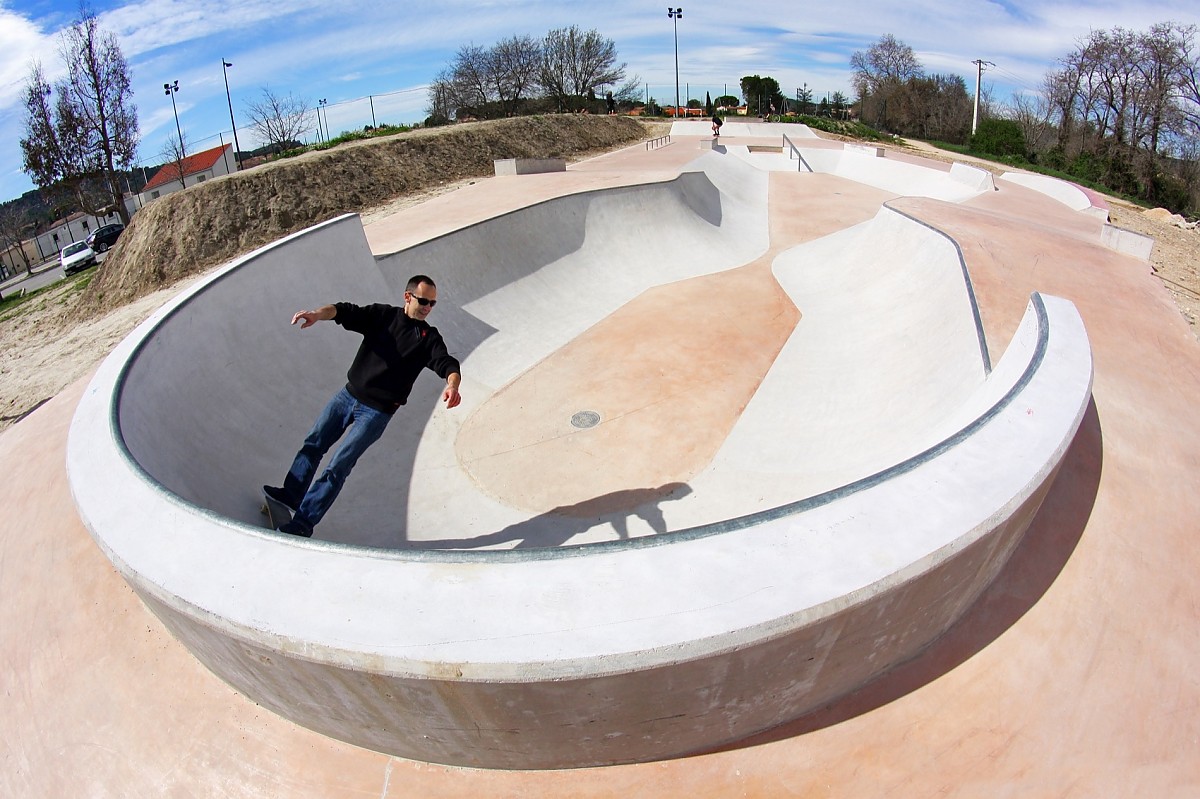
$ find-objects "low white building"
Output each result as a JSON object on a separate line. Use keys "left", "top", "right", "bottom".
{"left": 138, "top": 143, "right": 234, "bottom": 205}
{"left": 33, "top": 208, "right": 129, "bottom": 264}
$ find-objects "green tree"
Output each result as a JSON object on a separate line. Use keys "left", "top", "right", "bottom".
{"left": 20, "top": 9, "right": 138, "bottom": 225}
{"left": 970, "top": 118, "right": 1027, "bottom": 157}
{"left": 796, "top": 83, "right": 813, "bottom": 115}
{"left": 741, "top": 75, "right": 782, "bottom": 116}
{"left": 831, "top": 91, "right": 849, "bottom": 118}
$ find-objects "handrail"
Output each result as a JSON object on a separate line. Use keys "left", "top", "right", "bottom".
{"left": 645, "top": 134, "right": 672, "bottom": 150}
{"left": 781, "top": 133, "right": 812, "bottom": 172}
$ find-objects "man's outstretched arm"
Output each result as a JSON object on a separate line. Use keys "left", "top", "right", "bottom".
{"left": 291, "top": 304, "right": 337, "bottom": 328}
{"left": 443, "top": 372, "right": 462, "bottom": 409}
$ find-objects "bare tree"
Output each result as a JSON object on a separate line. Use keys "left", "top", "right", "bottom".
{"left": 428, "top": 36, "right": 545, "bottom": 121}
{"left": 157, "top": 131, "right": 192, "bottom": 187}
{"left": 1042, "top": 62, "right": 1084, "bottom": 158}
{"left": 488, "top": 34, "right": 543, "bottom": 116}
{"left": 540, "top": 26, "right": 625, "bottom": 111}
{"left": 19, "top": 10, "right": 138, "bottom": 225}
{"left": 1007, "top": 91, "right": 1056, "bottom": 156}
{"left": 613, "top": 74, "right": 644, "bottom": 104}
{"left": 1133, "top": 24, "right": 1194, "bottom": 151}
{"left": 888, "top": 73, "right": 971, "bottom": 141}
{"left": 1049, "top": 24, "right": 1200, "bottom": 197}
{"left": 1182, "top": 34, "right": 1200, "bottom": 133}
{"left": 244, "top": 87, "right": 312, "bottom": 150}
{"left": 1127, "top": 23, "right": 1195, "bottom": 201}
{"left": 0, "top": 203, "right": 35, "bottom": 274}
{"left": 450, "top": 44, "right": 491, "bottom": 115}
{"left": 850, "top": 34, "right": 924, "bottom": 128}
{"left": 850, "top": 34, "right": 924, "bottom": 97}
{"left": 425, "top": 70, "right": 455, "bottom": 124}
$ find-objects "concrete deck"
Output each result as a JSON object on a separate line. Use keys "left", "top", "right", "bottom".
{"left": 4, "top": 129, "right": 1200, "bottom": 793}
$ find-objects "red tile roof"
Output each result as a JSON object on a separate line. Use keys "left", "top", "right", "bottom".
{"left": 142, "top": 144, "right": 231, "bottom": 192}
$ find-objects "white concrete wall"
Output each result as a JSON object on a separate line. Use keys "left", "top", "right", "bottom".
{"left": 999, "top": 171, "right": 1107, "bottom": 219}
{"left": 789, "top": 145, "right": 992, "bottom": 202}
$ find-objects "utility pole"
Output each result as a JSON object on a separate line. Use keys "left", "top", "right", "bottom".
{"left": 972, "top": 59, "right": 995, "bottom": 135}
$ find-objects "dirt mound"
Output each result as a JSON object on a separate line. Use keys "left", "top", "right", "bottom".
{"left": 74, "top": 115, "right": 652, "bottom": 319}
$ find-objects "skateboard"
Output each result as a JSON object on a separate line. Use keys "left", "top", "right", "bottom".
{"left": 260, "top": 489, "right": 294, "bottom": 531}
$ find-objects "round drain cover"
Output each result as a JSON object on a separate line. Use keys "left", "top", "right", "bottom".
{"left": 570, "top": 410, "right": 601, "bottom": 429}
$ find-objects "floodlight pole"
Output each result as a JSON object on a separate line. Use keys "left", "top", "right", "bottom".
{"left": 164, "top": 80, "right": 184, "bottom": 159}
{"left": 669, "top": 8, "right": 683, "bottom": 120}
{"left": 222, "top": 60, "right": 243, "bottom": 169}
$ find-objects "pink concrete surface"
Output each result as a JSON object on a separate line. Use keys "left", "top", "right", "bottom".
{"left": 3, "top": 136, "right": 1200, "bottom": 796}
{"left": 453, "top": 174, "right": 891, "bottom": 515}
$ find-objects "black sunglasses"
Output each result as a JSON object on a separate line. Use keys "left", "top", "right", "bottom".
{"left": 408, "top": 293, "right": 437, "bottom": 307}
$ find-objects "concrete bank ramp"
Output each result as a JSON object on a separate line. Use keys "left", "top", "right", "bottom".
{"left": 67, "top": 152, "right": 1094, "bottom": 769}
{"left": 693, "top": 203, "right": 990, "bottom": 512}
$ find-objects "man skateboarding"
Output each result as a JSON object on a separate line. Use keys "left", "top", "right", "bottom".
{"left": 263, "top": 274, "right": 462, "bottom": 537}
{"left": 711, "top": 112, "right": 723, "bottom": 137}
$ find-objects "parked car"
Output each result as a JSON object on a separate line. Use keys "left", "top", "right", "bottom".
{"left": 60, "top": 241, "right": 98, "bottom": 275}
{"left": 86, "top": 223, "right": 124, "bottom": 252}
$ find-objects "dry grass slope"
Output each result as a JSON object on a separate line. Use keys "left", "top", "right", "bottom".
{"left": 75, "top": 115, "right": 650, "bottom": 319}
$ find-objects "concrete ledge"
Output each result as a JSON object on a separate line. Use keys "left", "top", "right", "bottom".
{"left": 950, "top": 162, "right": 996, "bottom": 192}
{"left": 1101, "top": 224, "right": 1155, "bottom": 260}
{"left": 493, "top": 157, "right": 566, "bottom": 176}
{"left": 845, "top": 143, "right": 885, "bottom": 158}
{"left": 67, "top": 165, "right": 1093, "bottom": 770}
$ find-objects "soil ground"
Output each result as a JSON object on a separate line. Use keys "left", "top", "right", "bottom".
{"left": 0, "top": 117, "right": 1194, "bottom": 433}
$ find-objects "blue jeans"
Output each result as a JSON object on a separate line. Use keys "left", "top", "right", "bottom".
{"left": 281, "top": 387, "right": 392, "bottom": 530}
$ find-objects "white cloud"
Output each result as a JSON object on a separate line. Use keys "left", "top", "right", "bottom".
{"left": 0, "top": 7, "right": 54, "bottom": 108}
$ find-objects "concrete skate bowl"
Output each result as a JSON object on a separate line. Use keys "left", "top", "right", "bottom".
{"left": 68, "top": 153, "right": 1093, "bottom": 769}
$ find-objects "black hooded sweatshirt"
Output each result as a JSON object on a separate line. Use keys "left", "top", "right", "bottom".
{"left": 333, "top": 301, "right": 460, "bottom": 414}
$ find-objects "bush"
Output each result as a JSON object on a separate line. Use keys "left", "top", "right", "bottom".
{"left": 791, "top": 114, "right": 886, "bottom": 141}
{"left": 970, "top": 118, "right": 1026, "bottom": 158}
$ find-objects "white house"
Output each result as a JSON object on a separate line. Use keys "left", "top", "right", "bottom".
{"left": 138, "top": 143, "right": 234, "bottom": 206}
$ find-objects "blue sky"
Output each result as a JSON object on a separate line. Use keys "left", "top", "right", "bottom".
{"left": 1, "top": 0, "right": 1198, "bottom": 202}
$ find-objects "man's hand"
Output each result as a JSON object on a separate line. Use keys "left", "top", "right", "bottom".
{"left": 291, "top": 305, "right": 337, "bottom": 328}
{"left": 443, "top": 373, "right": 462, "bottom": 409}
